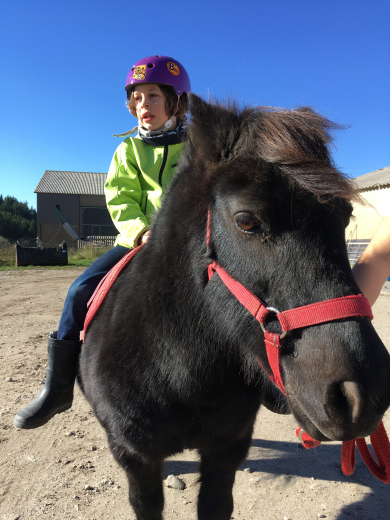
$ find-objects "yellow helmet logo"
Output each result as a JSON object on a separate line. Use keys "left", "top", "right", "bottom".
{"left": 133, "top": 65, "right": 147, "bottom": 80}
{"left": 167, "top": 62, "right": 180, "bottom": 76}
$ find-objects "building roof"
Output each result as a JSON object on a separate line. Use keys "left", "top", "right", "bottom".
{"left": 353, "top": 166, "right": 390, "bottom": 191}
{"left": 35, "top": 171, "right": 107, "bottom": 195}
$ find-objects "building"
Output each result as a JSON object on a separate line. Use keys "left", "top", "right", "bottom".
{"left": 346, "top": 166, "right": 390, "bottom": 241}
{"left": 35, "top": 171, "right": 118, "bottom": 246}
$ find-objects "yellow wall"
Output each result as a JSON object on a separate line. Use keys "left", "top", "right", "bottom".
{"left": 346, "top": 187, "right": 390, "bottom": 240}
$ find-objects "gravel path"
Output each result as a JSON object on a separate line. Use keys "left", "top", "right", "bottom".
{"left": 1, "top": 268, "right": 390, "bottom": 520}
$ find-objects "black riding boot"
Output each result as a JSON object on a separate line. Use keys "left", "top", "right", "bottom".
{"left": 13, "top": 331, "right": 81, "bottom": 429}
{"left": 262, "top": 379, "right": 291, "bottom": 415}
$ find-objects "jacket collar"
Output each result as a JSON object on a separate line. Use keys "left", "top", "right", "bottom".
{"left": 139, "top": 121, "right": 187, "bottom": 146}
{"left": 139, "top": 129, "right": 187, "bottom": 146}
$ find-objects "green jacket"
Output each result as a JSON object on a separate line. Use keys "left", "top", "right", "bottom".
{"left": 105, "top": 135, "right": 186, "bottom": 248}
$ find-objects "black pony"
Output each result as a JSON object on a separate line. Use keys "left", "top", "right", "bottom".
{"left": 80, "top": 94, "right": 390, "bottom": 520}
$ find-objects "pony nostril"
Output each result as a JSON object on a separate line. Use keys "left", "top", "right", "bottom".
{"left": 341, "top": 381, "right": 364, "bottom": 423}
{"left": 325, "top": 381, "right": 364, "bottom": 425}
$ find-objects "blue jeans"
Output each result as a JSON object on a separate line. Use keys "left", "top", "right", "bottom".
{"left": 57, "top": 246, "right": 129, "bottom": 341}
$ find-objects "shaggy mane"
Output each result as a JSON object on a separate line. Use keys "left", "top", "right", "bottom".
{"left": 189, "top": 96, "right": 360, "bottom": 204}
{"left": 252, "top": 105, "right": 359, "bottom": 203}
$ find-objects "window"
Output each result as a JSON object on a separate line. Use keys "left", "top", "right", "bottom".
{"left": 81, "top": 207, "right": 118, "bottom": 237}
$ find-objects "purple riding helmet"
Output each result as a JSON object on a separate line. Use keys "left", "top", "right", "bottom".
{"left": 125, "top": 55, "right": 191, "bottom": 96}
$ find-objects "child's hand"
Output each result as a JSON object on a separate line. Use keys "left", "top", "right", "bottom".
{"left": 140, "top": 230, "right": 151, "bottom": 244}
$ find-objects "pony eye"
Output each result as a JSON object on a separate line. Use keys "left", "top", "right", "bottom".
{"left": 235, "top": 213, "right": 263, "bottom": 233}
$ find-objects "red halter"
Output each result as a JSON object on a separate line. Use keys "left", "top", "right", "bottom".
{"left": 208, "top": 260, "right": 372, "bottom": 394}
{"left": 206, "top": 210, "right": 372, "bottom": 394}
{"left": 207, "top": 210, "right": 390, "bottom": 483}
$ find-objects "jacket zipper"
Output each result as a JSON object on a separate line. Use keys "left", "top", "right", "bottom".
{"left": 158, "top": 145, "right": 169, "bottom": 186}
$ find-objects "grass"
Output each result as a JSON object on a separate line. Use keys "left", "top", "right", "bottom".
{"left": 68, "top": 244, "right": 111, "bottom": 266}
{"left": 0, "top": 245, "right": 15, "bottom": 268}
{"left": 0, "top": 243, "right": 111, "bottom": 269}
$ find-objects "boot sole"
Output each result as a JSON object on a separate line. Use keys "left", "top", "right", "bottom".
{"left": 13, "top": 402, "right": 72, "bottom": 429}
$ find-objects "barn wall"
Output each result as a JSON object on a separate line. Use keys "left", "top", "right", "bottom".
{"left": 79, "top": 195, "right": 106, "bottom": 207}
{"left": 38, "top": 224, "right": 75, "bottom": 246}
{"left": 37, "top": 193, "right": 80, "bottom": 246}
{"left": 346, "top": 186, "right": 390, "bottom": 240}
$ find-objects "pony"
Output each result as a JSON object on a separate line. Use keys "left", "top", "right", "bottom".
{"left": 79, "top": 94, "right": 390, "bottom": 520}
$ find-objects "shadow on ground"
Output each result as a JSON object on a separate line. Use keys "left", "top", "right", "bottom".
{"left": 164, "top": 438, "right": 389, "bottom": 520}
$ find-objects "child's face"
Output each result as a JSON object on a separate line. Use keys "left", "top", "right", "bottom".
{"left": 133, "top": 84, "right": 172, "bottom": 131}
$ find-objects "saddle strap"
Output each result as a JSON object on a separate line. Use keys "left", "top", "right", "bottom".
{"left": 80, "top": 245, "right": 143, "bottom": 343}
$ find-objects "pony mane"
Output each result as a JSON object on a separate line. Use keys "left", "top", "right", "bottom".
{"left": 188, "top": 95, "right": 361, "bottom": 204}
{"left": 253, "top": 106, "right": 359, "bottom": 203}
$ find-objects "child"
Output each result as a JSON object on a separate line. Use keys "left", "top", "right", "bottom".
{"left": 14, "top": 55, "right": 191, "bottom": 429}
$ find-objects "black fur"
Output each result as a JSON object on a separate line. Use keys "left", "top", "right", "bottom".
{"left": 80, "top": 94, "right": 390, "bottom": 520}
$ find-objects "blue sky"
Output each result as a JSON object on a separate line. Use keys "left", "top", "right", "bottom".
{"left": 1, "top": 0, "right": 389, "bottom": 209}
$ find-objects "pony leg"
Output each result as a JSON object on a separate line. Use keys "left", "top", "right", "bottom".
{"left": 197, "top": 435, "right": 252, "bottom": 520}
{"left": 125, "top": 461, "right": 164, "bottom": 520}
{"left": 108, "top": 440, "right": 164, "bottom": 520}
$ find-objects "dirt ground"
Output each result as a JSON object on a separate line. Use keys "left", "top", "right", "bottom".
{"left": 1, "top": 268, "right": 390, "bottom": 520}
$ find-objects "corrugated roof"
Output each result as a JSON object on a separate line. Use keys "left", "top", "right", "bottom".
{"left": 35, "top": 171, "right": 107, "bottom": 195}
{"left": 353, "top": 166, "right": 390, "bottom": 191}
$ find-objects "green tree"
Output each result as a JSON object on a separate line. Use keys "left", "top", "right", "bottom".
{"left": 0, "top": 195, "right": 37, "bottom": 240}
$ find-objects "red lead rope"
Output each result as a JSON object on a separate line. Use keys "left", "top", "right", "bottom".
{"left": 296, "top": 423, "right": 390, "bottom": 483}
{"left": 207, "top": 210, "right": 390, "bottom": 482}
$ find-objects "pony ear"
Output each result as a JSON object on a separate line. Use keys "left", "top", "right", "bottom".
{"left": 188, "top": 93, "right": 242, "bottom": 164}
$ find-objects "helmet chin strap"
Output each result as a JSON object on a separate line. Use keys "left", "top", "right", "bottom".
{"left": 113, "top": 96, "right": 181, "bottom": 138}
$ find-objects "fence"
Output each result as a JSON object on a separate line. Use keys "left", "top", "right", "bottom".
{"left": 347, "top": 239, "right": 370, "bottom": 267}
{"left": 77, "top": 236, "right": 117, "bottom": 248}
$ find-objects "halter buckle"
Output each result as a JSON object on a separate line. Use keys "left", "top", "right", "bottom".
{"left": 298, "top": 428, "right": 306, "bottom": 443}
{"left": 259, "top": 306, "right": 287, "bottom": 341}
